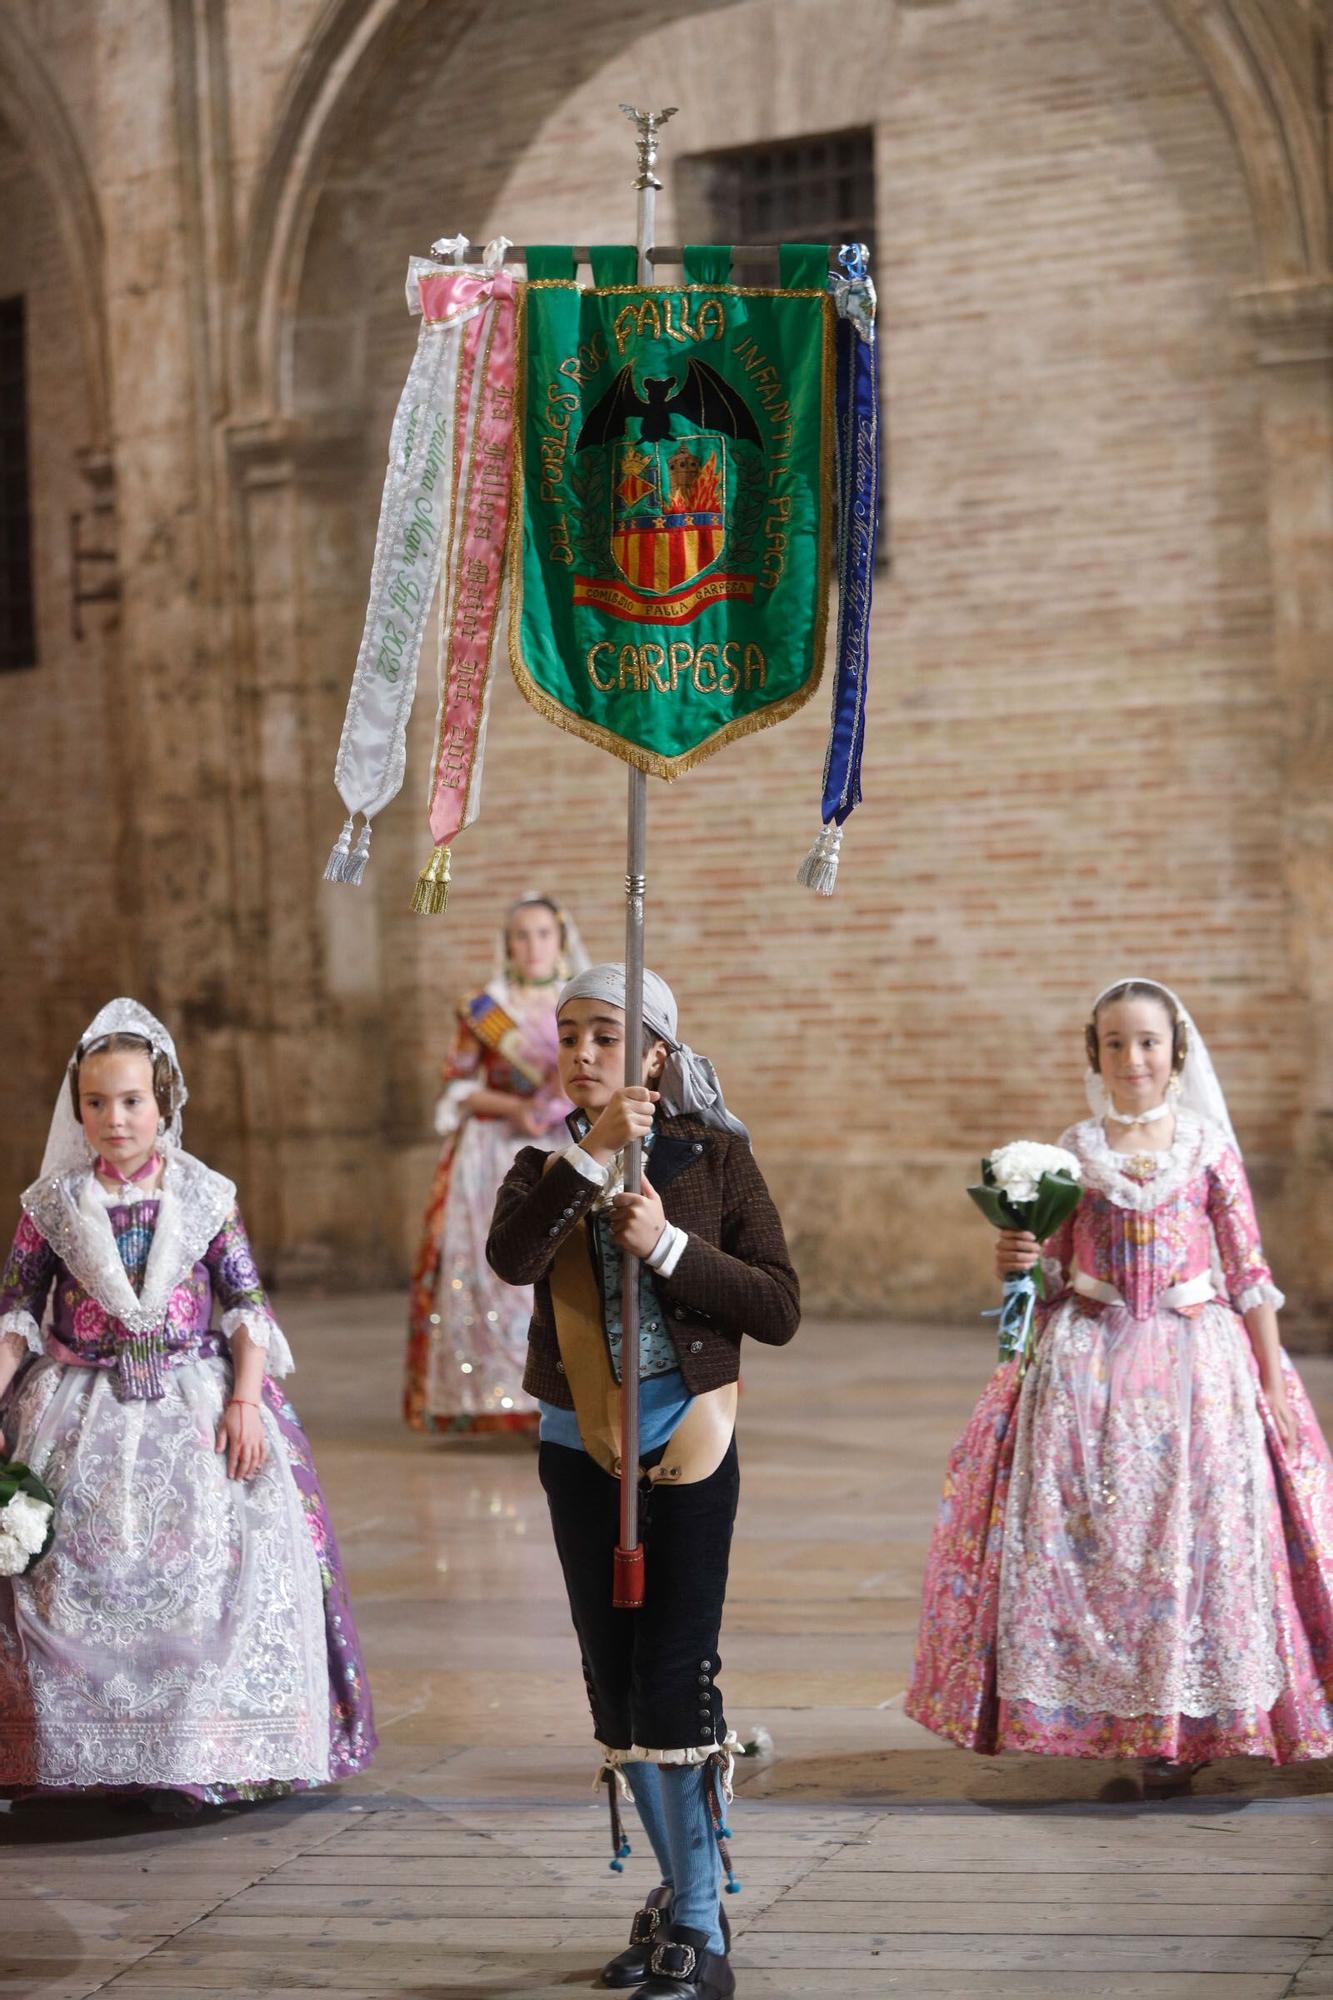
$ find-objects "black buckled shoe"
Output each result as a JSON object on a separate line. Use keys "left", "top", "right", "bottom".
{"left": 603, "top": 1896, "right": 731, "bottom": 1989}
{"left": 601, "top": 1885, "right": 672, "bottom": 1987}
{"left": 631, "top": 1922, "right": 735, "bottom": 1999}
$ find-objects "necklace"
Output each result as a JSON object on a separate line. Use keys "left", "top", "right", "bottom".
{"left": 1104, "top": 1102, "right": 1172, "bottom": 1127}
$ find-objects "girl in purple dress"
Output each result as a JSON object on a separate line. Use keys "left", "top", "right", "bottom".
{"left": 0, "top": 998, "right": 376, "bottom": 1805}
{"left": 908, "top": 977, "right": 1333, "bottom": 1780}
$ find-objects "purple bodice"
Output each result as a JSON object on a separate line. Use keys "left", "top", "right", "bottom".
{"left": 1, "top": 1191, "right": 271, "bottom": 1401}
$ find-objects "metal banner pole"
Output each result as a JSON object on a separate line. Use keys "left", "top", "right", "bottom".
{"left": 611, "top": 101, "right": 676, "bottom": 1613}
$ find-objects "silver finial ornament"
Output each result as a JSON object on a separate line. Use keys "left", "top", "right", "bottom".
{"left": 620, "top": 103, "right": 678, "bottom": 191}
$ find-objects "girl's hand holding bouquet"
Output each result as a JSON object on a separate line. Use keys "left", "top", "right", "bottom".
{"left": 968, "top": 1142, "right": 1083, "bottom": 1375}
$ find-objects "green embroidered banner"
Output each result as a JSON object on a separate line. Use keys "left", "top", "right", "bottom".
{"left": 509, "top": 252, "right": 833, "bottom": 777}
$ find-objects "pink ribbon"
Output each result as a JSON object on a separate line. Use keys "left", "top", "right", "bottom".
{"left": 418, "top": 269, "right": 518, "bottom": 848}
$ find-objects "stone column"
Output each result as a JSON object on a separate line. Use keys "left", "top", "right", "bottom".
{"left": 226, "top": 413, "right": 397, "bottom": 1285}
{"left": 1237, "top": 280, "right": 1333, "bottom": 1336}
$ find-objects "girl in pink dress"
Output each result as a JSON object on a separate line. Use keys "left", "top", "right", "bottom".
{"left": 403, "top": 893, "right": 587, "bottom": 1434}
{"left": 907, "top": 977, "right": 1333, "bottom": 1776}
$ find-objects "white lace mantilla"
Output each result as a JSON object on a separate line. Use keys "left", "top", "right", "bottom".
{"left": 1063, "top": 1109, "right": 1227, "bottom": 1213}
{"left": 20, "top": 1152, "right": 235, "bottom": 1338}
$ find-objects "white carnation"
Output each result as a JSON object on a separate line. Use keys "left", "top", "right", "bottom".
{"left": 0, "top": 1530, "right": 28, "bottom": 1577}
{"left": 988, "top": 1140, "right": 1082, "bottom": 1206}
{"left": 0, "top": 1491, "right": 51, "bottom": 1556}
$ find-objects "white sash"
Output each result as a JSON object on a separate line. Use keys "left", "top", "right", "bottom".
{"left": 1072, "top": 1266, "right": 1215, "bottom": 1313}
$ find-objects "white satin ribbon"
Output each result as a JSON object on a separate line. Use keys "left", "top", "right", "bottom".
{"left": 1073, "top": 1267, "right": 1215, "bottom": 1313}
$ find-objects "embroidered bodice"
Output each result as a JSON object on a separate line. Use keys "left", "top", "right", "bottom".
{"left": 435, "top": 976, "right": 571, "bottom": 1136}
{"left": 0, "top": 1155, "right": 290, "bottom": 1399}
{"left": 1044, "top": 1110, "right": 1282, "bottom": 1321}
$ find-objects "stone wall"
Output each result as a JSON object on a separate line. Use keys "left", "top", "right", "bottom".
{"left": 1, "top": 0, "right": 1330, "bottom": 1333}
{"left": 0, "top": 92, "right": 128, "bottom": 1188}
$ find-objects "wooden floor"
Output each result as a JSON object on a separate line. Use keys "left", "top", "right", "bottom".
{"left": 7, "top": 1299, "right": 1333, "bottom": 1999}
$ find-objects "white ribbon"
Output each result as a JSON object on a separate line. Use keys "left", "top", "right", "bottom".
{"left": 325, "top": 246, "right": 502, "bottom": 886}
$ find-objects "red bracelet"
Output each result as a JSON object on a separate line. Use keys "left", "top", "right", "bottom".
{"left": 227, "top": 1397, "right": 260, "bottom": 1409}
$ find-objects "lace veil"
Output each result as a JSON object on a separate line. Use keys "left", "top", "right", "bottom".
{"left": 1084, "top": 977, "right": 1238, "bottom": 1150}
{"left": 41, "top": 998, "right": 188, "bottom": 1180}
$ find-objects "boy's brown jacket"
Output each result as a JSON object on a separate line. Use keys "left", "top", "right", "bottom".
{"left": 486, "top": 1112, "right": 800, "bottom": 1409}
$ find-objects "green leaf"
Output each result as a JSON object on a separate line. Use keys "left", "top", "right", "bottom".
{"left": 967, "top": 1183, "right": 1021, "bottom": 1229}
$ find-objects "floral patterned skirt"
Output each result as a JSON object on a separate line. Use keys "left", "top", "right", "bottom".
{"left": 404, "top": 1116, "right": 545, "bottom": 1435}
{"left": 906, "top": 1299, "right": 1333, "bottom": 1761}
{"left": 0, "top": 1352, "right": 376, "bottom": 1797}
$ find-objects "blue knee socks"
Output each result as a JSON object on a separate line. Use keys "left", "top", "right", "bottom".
{"left": 624, "top": 1760, "right": 674, "bottom": 1889}
{"left": 657, "top": 1764, "right": 724, "bottom": 1952}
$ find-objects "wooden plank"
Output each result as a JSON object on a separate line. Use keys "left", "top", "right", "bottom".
{"left": 263, "top": 1853, "right": 804, "bottom": 1889}
{"left": 733, "top": 1934, "right": 1310, "bottom": 1973}
{"left": 786, "top": 1870, "right": 1333, "bottom": 1905}
{"left": 820, "top": 1831, "right": 1333, "bottom": 1874}
{"left": 758, "top": 1898, "right": 1326, "bottom": 1938}
{"left": 71, "top": 1982, "right": 1302, "bottom": 2000}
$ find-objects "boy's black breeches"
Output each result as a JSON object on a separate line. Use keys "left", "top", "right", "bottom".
{"left": 538, "top": 1437, "right": 739, "bottom": 1752}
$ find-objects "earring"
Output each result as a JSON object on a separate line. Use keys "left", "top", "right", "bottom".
{"left": 1167, "top": 1074, "right": 1183, "bottom": 1102}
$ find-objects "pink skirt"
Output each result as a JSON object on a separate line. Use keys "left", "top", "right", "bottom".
{"left": 905, "top": 1296, "right": 1333, "bottom": 1761}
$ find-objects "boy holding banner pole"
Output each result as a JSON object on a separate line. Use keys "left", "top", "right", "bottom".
{"left": 487, "top": 962, "right": 798, "bottom": 1997}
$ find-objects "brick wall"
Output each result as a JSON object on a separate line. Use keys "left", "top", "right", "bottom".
{"left": 0, "top": 0, "right": 1321, "bottom": 1333}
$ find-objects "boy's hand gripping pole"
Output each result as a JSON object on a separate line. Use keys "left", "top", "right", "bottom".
{"left": 612, "top": 103, "right": 674, "bottom": 1612}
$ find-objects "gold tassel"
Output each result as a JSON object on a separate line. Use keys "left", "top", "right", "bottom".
{"left": 410, "top": 843, "right": 452, "bottom": 916}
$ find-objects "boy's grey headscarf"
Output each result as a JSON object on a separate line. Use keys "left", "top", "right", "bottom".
{"left": 558, "top": 963, "right": 749, "bottom": 1140}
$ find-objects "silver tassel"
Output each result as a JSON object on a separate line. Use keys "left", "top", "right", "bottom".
{"left": 796, "top": 821, "right": 843, "bottom": 895}
{"left": 342, "top": 818, "right": 373, "bottom": 886}
{"left": 323, "top": 815, "right": 356, "bottom": 883}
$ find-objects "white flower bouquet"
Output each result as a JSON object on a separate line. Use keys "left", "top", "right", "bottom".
{"left": 0, "top": 1463, "right": 56, "bottom": 1577}
{"left": 968, "top": 1141, "right": 1083, "bottom": 1373}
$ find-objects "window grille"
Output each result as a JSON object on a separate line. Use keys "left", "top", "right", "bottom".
{"left": 676, "top": 129, "right": 887, "bottom": 568}
{"left": 679, "top": 127, "right": 876, "bottom": 264}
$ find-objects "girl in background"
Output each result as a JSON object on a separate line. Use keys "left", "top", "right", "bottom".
{"left": 404, "top": 892, "right": 588, "bottom": 1434}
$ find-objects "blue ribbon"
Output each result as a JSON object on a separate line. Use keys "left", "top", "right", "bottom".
{"left": 995, "top": 1270, "right": 1038, "bottom": 1359}
{"left": 820, "top": 244, "right": 880, "bottom": 827}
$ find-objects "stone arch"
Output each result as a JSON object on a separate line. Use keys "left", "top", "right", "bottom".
{"left": 237, "top": 0, "right": 469, "bottom": 415}
{"left": 1157, "top": 0, "right": 1329, "bottom": 284}
{"left": 0, "top": 10, "right": 108, "bottom": 443}
{"left": 236, "top": 0, "right": 733, "bottom": 418}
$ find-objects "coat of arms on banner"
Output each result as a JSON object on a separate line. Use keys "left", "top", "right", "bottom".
{"left": 511, "top": 272, "right": 834, "bottom": 777}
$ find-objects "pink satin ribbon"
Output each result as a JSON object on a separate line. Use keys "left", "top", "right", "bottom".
{"left": 94, "top": 1153, "right": 161, "bottom": 1187}
{"left": 417, "top": 269, "right": 518, "bottom": 848}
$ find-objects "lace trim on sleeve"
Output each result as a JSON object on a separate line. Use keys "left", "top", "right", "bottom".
{"left": 0, "top": 1309, "right": 42, "bottom": 1355}
{"left": 221, "top": 1307, "right": 295, "bottom": 1377}
{"left": 1234, "top": 1280, "right": 1285, "bottom": 1316}
{"left": 435, "top": 1076, "right": 483, "bottom": 1139}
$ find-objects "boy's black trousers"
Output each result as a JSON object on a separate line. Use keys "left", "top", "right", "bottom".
{"left": 538, "top": 1437, "right": 739, "bottom": 1752}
